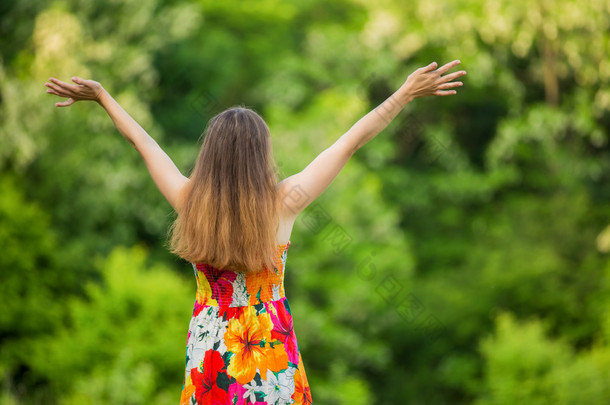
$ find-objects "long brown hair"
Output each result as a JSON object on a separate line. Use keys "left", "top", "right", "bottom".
{"left": 168, "top": 106, "right": 281, "bottom": 272}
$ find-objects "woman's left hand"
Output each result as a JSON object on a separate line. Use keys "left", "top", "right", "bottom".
{"left": 45, "top": 77, "right": 104, "bottom": 107}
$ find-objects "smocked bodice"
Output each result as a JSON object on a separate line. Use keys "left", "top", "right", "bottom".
{"left": 190, "top": 242, "right": 290, "bottom": 310}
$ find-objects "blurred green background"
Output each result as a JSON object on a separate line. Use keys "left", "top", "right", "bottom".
{"left": 1, "top": 0, "right": 610, "bottom": 404}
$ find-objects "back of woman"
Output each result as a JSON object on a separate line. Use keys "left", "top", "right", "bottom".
{"left": 172, "top": 108, "right": 313, "bottom": 404}
{"left": 45, "top": 59, "right": 465, "bottom": 404}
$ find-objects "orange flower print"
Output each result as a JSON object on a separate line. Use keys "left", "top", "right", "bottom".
{"left": 180, "top": 374, "right": 196, "bottom": 405}
{"left": 292, "top": 354, "right": 313, "bottom": 405}
{"left": 246, "top": 268, "right": 282, "bottom": 304}
{"left": 224, "top": 306, "right": 288, "bottom": 384}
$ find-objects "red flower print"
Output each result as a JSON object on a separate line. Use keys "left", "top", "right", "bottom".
{"left": 218, "top": 305, "right": 239, "bottom": 322}
{"left": 227, "top": 382, "right": 247, "bottom": 405}
{"left": 196, "top": 264, "right": 238, "bottom": 307}
{"left": 191, "top": 349, "right": 229, "bottom": 404}
{"left": 268, "top": 299, "right": 299, "bottom": 364}
{"left": 193, "top": 299, "right": 206, "bottom": 317}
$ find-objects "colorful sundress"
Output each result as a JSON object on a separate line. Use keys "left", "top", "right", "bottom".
{"left": 180, "top": 241, "right": 313, "bottom": 405}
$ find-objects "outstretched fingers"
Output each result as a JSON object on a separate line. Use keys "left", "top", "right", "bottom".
{"left": 421, "top": 61, "right": 438, "bottom": 73}
{"left": 45, "top": 79, "right": 80, "bottom": 107}
{"left": 49, "top": 77, "right": 81, "bottom": 93}
{"left": 435, "top": 64, "right": 466, "bottom": 96}
{"left": 441, "top": 70, "right": 467, "bottom": 83}
{"left": 45, "top": 82, "right": 71, "bottom": 98}
{"left": 436, "top": 60, "right": 461, "bottom": 75}
{"left": 46, "top": 76, "right": 103, "bottom": 104}
{"left": 404, "top": 59, "right": 465, "bottom": 98}
{"left": 55, "top": 98, "right": 76, "bottom": 107}
{"left": 434, "top": 89, "right": 458, "bottom": 96}
{"left": 437, "top": 81, "right": 463, "bottom": 90}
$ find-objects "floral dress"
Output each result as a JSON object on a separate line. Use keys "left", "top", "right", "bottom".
{"left": 180, "top": 241, "right": 313, "bottom": 405}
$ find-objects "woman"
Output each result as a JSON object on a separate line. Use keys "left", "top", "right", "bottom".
{"left": 45, "top": 60, "right": 466, "bottom": 404}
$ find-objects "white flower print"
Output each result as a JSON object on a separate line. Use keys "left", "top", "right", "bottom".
{"left": 261, "top": 368, "right": 296, "bottom": 404}
{"left": 272, "top": 283, "right": 281, "bottom": 301}
{"left": 186, "top": 343, "right": 206, "bottom": 373}
{"left": 243, "top": 373, "right": 263, "bottom": 404}
{"left": 280, "top": 248, "right": 288, "bottom": 269}
{"left": 230, "top": 271, "right": 250, "bottom": 307}
{"left": 185, "top": 307, "right": 228, "bottom": 371}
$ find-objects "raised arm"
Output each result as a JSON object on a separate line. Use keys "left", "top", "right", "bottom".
{"left": 278, "top": 60, "right": 466, "bottom": 218}
{"left": 45, "top": 77, "right": 189, "bottom": 211}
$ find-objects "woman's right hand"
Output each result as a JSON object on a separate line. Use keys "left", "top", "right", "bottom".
{"left": 402, "top": 60, "right": 466, "bottom": 99}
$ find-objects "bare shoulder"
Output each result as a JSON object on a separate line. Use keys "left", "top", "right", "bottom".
{"left": 173, "top": 178, "right": 192, "bottom": 213}
{"left": 276, "top": 176, "right": 306, "bottom": 220}
{"left": 275, "top": 180, "right": 299, "bottom": 244}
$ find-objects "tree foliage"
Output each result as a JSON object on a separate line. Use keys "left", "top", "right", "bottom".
{"left": 1, "top": 0, "right": 609, "bottom": 403}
